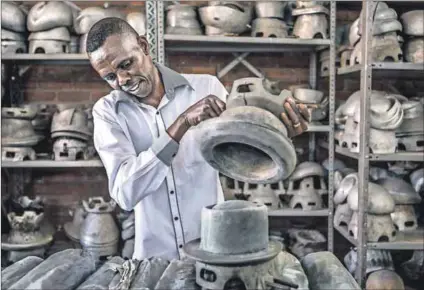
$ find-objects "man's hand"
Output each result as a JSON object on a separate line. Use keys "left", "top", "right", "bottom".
{"left": 182, "top": 95, "right": 226, "bottom": 127}
{"left": 167, "top": 95, "right": 226, "bottom": 142}
{"left": 280, "top": 96, "right": 311, "bottom": 137}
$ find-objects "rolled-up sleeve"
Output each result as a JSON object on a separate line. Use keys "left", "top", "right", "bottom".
{"left": 93, "top": 104, "right": 177, "bottom": 211}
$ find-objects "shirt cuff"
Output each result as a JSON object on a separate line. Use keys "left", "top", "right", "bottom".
{"left": 151, "top": 132, "right": 179, "bottom": 166}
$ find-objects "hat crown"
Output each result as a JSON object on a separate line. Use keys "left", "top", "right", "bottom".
{"left": 200, "top": 200, "right": 269, "bottom": 255}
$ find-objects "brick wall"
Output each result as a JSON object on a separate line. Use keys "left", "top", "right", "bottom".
{"left": 5, "top": 2, "right": 424, "bottom": 229}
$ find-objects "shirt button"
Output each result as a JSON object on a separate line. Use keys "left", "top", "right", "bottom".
{"left": 170, "top": 190, "right": 174, "bottom": 195}
{"left": 179, "top": 244, "right": 183, "bottom": 248}
{"left": 156, "top": 111, "right": 160, "bottom": 115}
{"left": 174, "top": 216, "right": 179, "bottom": 221}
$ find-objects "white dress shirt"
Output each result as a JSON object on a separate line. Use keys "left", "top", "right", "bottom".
{"left": 92, "top": 63, "right": 227, "bottom": 260}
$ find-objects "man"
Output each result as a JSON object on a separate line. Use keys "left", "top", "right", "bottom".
{"left": 87, "top": 17, "right": 309, "bottom": 261}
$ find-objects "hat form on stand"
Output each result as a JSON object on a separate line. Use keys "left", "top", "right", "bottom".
{"left": 183, "top": 200, "right": 283, "bottom": 290}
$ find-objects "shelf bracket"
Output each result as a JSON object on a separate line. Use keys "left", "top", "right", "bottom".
{"left": 217, "top": 52, "right": 264, "bottom": 79}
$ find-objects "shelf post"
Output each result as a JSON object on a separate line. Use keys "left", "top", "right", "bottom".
{"left": 146, "top": 1, "right": 158, "bottom": 62}
{"left": 327, "top": 0, "right": 337, "bottom": 253}
{"left": 308, "top": 50, "right": 317, "bottom": 162}
{"left": 156, "top": 0, "right": 165, "bottom": 65}
{"left": 356, "top": 0, "right": 375, "bottom": 286}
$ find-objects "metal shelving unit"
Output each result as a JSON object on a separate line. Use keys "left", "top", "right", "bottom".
{"left": 160, "top": 1, "right": 338, "bottom": 253}
{"left": 1, "top": 1, "right": 160, "bottom": 197}
{"left": 330, "top": 1, "right": 424, "bottom": 287}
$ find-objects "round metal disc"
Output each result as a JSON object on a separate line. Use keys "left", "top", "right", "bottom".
{"left": 183, "top": 238, "right": 282, "bottom": 266}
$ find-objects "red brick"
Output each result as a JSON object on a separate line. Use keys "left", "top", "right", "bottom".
{"left": 337, "top": 10, "right": 360, "bottom": 22}
{"left": 32, "top": 181, "right": 108, "bottom": 198}
{"left": 168, "top": 53, "right": 212, "bottom": 68}
{"left": 77, "top": 81, "right": 109, "bottom": 91}
{"left": 38, "top": 81, "right": 75, "bottom": 90}
{"left": 35, "top": 66, "right": 92, "bottom": 82}
{"left": 247, "top": 52, "right": 309, "bottom": 69}
{"left": 25, "top": 90, "right": 56, "bottom": 102}
{"left": 73, "top": 68, "right": 103, "bottom": 83}
{"left": 56, "top": 91, "right": 91, "bottom": 102}
{"left": 90, "top": 89, "right": 112, "bottom": 101}
{"left": 220, "top": 66, "right": 259, "bottom": 82}
{"left": 182, "top": 66, "right": 217, "bottom": 75}
{"left": 38, "top": 170, "right": 106, "bottom": 184}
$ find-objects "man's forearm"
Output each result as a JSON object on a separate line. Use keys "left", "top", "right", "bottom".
{"left": 167, "top": 115, "right": 190, "bottom": 143}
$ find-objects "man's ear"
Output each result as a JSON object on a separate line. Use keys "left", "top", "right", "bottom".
{"left": 137, "top": 36, "right": 149, "bottom": 55}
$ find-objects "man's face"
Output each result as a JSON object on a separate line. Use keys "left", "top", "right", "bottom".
{"left": 89, "top": 33, "right": 155, "bottom": 98}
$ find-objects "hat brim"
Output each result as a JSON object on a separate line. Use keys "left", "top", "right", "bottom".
{"left": 2, "top": 134, "right": 44, "bottom": 147}
{"left": 1, "top": 233, "right": 53, "bottom": 250}
{"left": 183, "top": 238, "right": 282, "bottom": 266}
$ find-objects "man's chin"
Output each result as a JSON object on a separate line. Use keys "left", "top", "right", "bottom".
{"left": 132, "top": 89, "right": 151, "bottom": 99}
{"left": 125, "top": 86, "right": 151, "bottom": 99}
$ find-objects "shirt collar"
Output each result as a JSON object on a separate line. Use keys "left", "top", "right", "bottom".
{"left": 114, "top": 63, "right": 193, "bottom": 110}
{"left": 156, "top": 62, "right": 193, "bottom": 99}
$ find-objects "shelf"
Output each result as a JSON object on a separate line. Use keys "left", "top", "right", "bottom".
{"left": 319, "top": 141, "right": 360, "bottom": 159}
{"left": 164, "top": 35, "right": 331, "bottom": 53}
{"left": 368, "top": 229, "right": 424, "bottom": 250}
{"left": 307, "top": 125, "right": 331, "bottom": 133}
{"left": 319, "top": 141, "right": 424, "bottom": 162}
{"left": 369, "top": 152, "right": 424, "bottom": 162}
{"left": 268, "top": 209, "right": 328, "bottom": 217}
{"left": 335, "top": 224, "right": 424, "bottom": 250}
{"left": 1, "top": 53, "right": 89, "bottom": 64}
{"left": 337, "top": 63, "right": 424, "bottom": 79}
{"left": 1, "top": 160, "right": 103, "bottom": 168}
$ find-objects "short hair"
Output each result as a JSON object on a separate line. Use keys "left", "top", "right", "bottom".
{"left": 86, "top": 17, "right": 138, "bottom": 54}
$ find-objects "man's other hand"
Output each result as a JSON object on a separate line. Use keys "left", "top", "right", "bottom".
{"left": 182, "top": 95, "right": 226, "bottom": 127}
{"left": 280, "top": 96, "right": 310, "bottom": 138}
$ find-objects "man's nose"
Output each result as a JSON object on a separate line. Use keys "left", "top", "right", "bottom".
{"left": 117, "top": 71, "right": 131, "bottom": 87}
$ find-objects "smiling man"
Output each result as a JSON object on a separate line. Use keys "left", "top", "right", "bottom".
{"left": 87, "top": 17, "right": 309, "bottom": 261}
